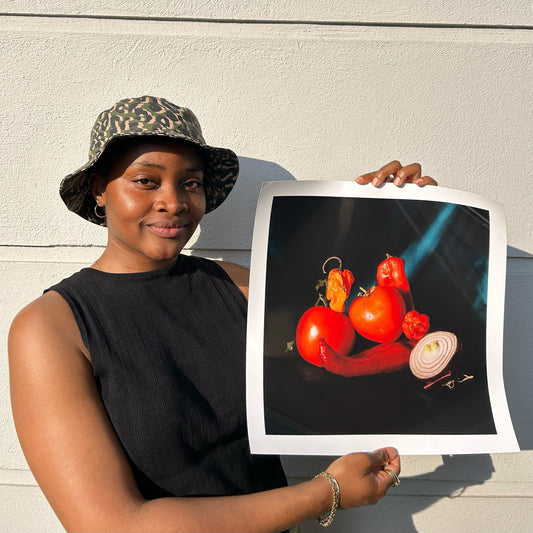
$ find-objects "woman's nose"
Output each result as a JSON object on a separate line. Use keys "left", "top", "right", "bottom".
{"left": 154, "top": 185, "right": 187, "bottom": 213}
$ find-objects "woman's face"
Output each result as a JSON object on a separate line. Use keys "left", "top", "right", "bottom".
{"left": 92, "top": 139, "right": 206, "bottom": 271}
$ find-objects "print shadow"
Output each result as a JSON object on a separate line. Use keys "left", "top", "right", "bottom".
{"left": 502, "top": 250, "right": 533, "bottom": 450}
{"left": 333, "top": 454, "right": 495, "bottom": 533}
{"left": 194, "top": 156, "right": 297, "bottom": 253}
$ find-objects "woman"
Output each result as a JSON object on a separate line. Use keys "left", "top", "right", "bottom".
{"left": 9, "top": 96, "right": 436, "bottom": 532}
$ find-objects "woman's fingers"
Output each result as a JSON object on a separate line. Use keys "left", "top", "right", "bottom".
{"left": 369, "top": 447, "right": 400, "bottom": 472}
{"left": 374, "top": 161, "right": 404, "bottom": 186}
{"left": 416, "top": 175, "right": 438, "bottom": 186}
{"left": 325, "top": 447, "right": 401, "bottom": 509}
{"left": 367, "top": 447, "right": 401, "bottom": 488}
{"left": 395, "top": 162, "right": 421, "bottom": 185}
{"left": 360, "top": 447, "right": 402, "bottom": 496}
{"left": 374, "top": 448, "right": 401, "bottom": 494}
{"left": 355, "top": 161, "right": 437, "bottom": 187}
{"left": 355, "top": 160, "right": 402, "bottom": 186}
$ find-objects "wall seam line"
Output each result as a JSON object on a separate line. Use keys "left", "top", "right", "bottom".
{"left": 1, "top": 13, "right": 532, "bottom": 31}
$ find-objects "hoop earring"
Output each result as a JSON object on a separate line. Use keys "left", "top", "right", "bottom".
{"left": 94, "top": 204, "right": 106, "bottom": 219}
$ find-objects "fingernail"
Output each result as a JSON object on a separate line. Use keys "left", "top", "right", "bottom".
{"left": 372, "top": 177, "right": 379, "bottom": 186}
{"left": 394, "top": 177, "right": 401, "bottom": 186}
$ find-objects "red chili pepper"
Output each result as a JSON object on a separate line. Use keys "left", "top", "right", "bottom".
{"left": 376, "top": 254, "right": 414, "bottom": 310}
{"left": 401, "top": 310, "right": 430, "bottom": 341}
{"left": 318, "top": 337, "right": 413, "bottom": 377}
{"left": 326, "top": 267, "right": 355, "bottom": 313}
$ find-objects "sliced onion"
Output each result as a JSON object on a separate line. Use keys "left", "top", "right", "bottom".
{"left": 409, "top": 331, "right": 458, "bottom": 380}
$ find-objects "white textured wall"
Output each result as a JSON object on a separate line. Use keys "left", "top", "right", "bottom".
{"left": 1, "top": 3, "right": 532, "bottom": 532}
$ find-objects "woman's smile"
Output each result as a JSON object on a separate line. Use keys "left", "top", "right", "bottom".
{"left": 145, "top": 222, "right": 190, "bottom": 238}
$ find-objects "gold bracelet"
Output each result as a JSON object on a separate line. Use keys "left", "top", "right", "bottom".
{"left": 314, "top": 471, "right": 340, "bottom": 527}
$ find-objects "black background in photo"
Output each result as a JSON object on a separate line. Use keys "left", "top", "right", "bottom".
{"left": 263, "top": 196, "right": 496, "bottom": 435}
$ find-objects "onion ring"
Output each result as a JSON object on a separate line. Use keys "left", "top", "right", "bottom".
{"left": 409, "top": 331, "right": 458, "bottom": 380}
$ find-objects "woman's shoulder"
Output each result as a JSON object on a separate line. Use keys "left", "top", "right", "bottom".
{"left": 11, "top": 290, "right": 73, "bottom": 329}
{"left": 9, "top": 290, "right": 89, "bottom": 363}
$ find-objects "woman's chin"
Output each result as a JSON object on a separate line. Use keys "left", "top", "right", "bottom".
{"left": 147, "top": 251, "right": 181, "bottom": 266}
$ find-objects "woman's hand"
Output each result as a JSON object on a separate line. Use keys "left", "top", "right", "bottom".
{"left": 356, "top": 160, "right": 438, "bottom": 187}
{"left": 324, "top": 447, "right": 401, "bottom": 508}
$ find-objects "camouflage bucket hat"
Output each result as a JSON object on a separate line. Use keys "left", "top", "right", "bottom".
{"left": 60, "top": 95, "right": 239, "bottom": 225}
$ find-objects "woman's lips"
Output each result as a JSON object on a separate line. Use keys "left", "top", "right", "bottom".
{"left": 146, "top": 224, "right": 187, "bottom": 238}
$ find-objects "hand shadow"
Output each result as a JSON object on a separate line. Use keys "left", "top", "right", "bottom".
{"left": 283, "top": 454, "right": 494, "bottom": 533}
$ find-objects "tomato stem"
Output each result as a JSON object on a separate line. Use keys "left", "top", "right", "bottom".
{"left": 357, "top": 286, "right": 373, "bottom": 297}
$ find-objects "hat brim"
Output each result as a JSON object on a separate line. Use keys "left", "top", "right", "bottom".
{"left": 59, "top": 133, "right": 239, "bottom": 226}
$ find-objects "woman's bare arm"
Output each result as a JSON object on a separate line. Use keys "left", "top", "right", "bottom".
{"left": 9, "top": 291, "right": 398, "bottom": 533}
{"left": 9, "top": 292, "right": 146, "bottom": 531}
{"left": 216, "top": 260, "right": 250, "bottom": 299}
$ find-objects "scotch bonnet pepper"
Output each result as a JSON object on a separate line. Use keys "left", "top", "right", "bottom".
{"left": 323, "top": 257, "right": 354, "bottom": 313}
{"left": 376, "top": 253, "right": 414, "bottom": 310}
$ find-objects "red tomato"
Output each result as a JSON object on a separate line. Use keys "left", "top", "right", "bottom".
{"left": 296, "top": 306, "right": 356, "bottom": 366}
{"left": 348, "top": 286, "right": 406, "bottom": 343}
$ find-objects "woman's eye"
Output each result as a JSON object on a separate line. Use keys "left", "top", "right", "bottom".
{"left": 184, "top": 180, "right": 203, "bottom": 191}
{"left": 135, "top": 178, "right": 155, "bottom": 186}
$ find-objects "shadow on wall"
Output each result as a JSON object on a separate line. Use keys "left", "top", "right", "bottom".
{"left": 194, "top": 156, "right": 297, "bottom": 252}
{"left": 282, "top": 454, "right": 495, "bottom": 532}
{"left": 332, "top": 454, "right": 495, "bottom": 532}
{"left": 503, "top": 251, "right": 533, "bottom": 451}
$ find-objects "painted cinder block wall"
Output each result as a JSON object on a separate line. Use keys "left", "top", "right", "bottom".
{"left": 1, "top": 2, "right": 532, "bottom": 532}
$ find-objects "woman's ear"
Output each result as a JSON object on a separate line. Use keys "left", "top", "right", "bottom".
{"left": 90, "top": 173, "right": 106, "bottom": 205}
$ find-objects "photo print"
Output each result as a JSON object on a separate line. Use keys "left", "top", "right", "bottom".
{"left": 246, "top": 181, "right": 518, "bottom": 455}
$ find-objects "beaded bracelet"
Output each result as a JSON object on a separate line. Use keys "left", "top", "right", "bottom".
{"left": 314, "top": 471, "right": 340, "bottom": 527}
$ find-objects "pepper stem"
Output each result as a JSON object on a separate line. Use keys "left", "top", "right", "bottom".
{"left": 322, "top": 256, "right": 342, "bottom": 274}
{"left": 315, "top": 294, "right": 328, "bottom": 307}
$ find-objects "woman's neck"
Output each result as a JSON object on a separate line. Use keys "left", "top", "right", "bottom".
{"left": 91, "top": 249, "right": 180, "bottom": 274}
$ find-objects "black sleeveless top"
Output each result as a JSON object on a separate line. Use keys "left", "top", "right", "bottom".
{"left": 47, "top": 254, "right": 286, "bottom": 499}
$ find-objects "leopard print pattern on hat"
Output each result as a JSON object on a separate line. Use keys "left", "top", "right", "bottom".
{"left": 59, "top": 96, "right": 239, "bottom": 225}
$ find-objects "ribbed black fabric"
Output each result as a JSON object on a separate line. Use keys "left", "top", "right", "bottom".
{"left": 47, "top": 254, "right": 287, "bottom": 499}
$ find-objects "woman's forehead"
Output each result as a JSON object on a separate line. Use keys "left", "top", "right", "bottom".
{"left": 113, "top": 138, "right": 204, "bottom": 165}
{"left": 119, "top": 137, "right": 202, "bottom": 156}
{"left": 100, "top": 138, "right": 204, "bottom": 179}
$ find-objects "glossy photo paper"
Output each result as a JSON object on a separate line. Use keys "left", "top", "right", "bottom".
{"left": 246, "top": 181, "right": 518, "bottom": 455}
